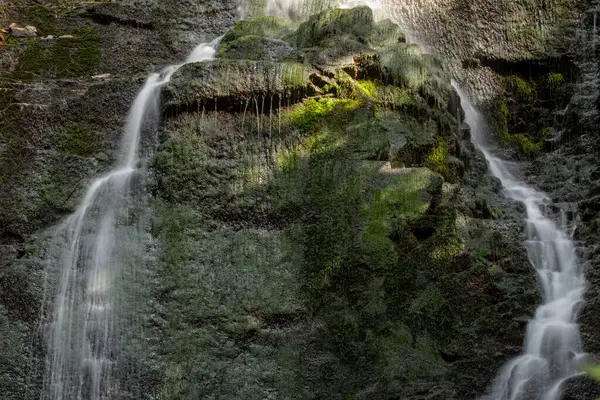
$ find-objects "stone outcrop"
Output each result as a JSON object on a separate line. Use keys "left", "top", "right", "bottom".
{"left": 147, "top": 7, "right": 537, "bottom": 399}
{"left": 0, "top": 0, "right": 591, "bottom": 399}
{"left": 8, "top": 23, "right": 37, "bottom": 38}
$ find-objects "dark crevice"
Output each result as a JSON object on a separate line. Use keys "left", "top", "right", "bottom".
{"left": 162, "top": 91, "right": 313, "bottom": 120}
{"left": 0, "top": 231, "right": 25, "bottom": 245}
{"left": 82, "top": 8, "right": 155, "bottom": 30}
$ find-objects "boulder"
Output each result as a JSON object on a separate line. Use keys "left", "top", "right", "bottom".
{"left": 8, "top": 23, "right": 37, "bottom": 38}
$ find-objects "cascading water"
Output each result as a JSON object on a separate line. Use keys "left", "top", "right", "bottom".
{"left": 40, "top": 38, "right": 220, "bottom": 400}
{"left": 456, "top": 87, "right": 587, "bottom": 400}
{"left": 257, "top": 1, "right": 588, "bottom": 398}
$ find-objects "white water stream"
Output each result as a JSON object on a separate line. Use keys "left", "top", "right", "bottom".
{"left": 456, "top": 87, "right": 587, "bottom": 400}
{"left": 41, "top": 39, "right": 220, "bottom": 400}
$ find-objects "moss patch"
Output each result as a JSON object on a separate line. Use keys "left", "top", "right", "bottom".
{"left": 57, "top": 123, "right": 102, "bottom": 158}
{"left": 14, "top": 27, "right": 101, "bottom": 80}
{"left": 221, "top": 15, "right": 298, "bottom": 43}
{"left": 294, "top": 6, "right": 375, "bottom": 48}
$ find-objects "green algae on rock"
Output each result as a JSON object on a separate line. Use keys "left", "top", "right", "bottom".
{"left": 147, "top": 6, "right": 537, "bottom": 399}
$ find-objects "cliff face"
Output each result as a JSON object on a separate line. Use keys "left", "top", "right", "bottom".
{"left": 385, "top": 0, "right": 600, "bottom": 397}
{"left": 0, "top": 1, "right": 237, "bottom": 398}
{"left": 0, "top": 0, "right": 595, "bottom": 399}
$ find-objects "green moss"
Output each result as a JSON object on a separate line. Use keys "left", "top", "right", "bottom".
{"left": 506, "top": 75, "right": 535, "bottom": 102}
{"left": 14, "top": 27, "right": 101, "bottom": 80}
{"left": 58, "top": 123, "right": 101, "bottom": 157}
{"left": 426, "top": 137, "right": 448, "bottom": 173}
{"left": 491, "top": 100, "right": 542, "bottom": 158}
{"left": 380, "top": 43, "right": 429, "bottom": 91}
{"left": 295, "top": 6, "right": 374, "bottom": 48}
{"left": 547, "top": 72, "right": 565, "bottom": 87}
{"left": 506, "top": 133, "right": 543, "bottom": 157}
{"left": 283, "top": 97, "right": 359, "bottom": 132}
{"left": 356, "top": 80, "right": 378, "bottom": 98}
{"left": 545, "top": 72, "right": 568, "bottom": 99}
{"left": 359, "top": 79, "right": 413, "bottom": 107}
{"left": 222, "top": 16, "right": 298, "bottom": 44}
{"left": 360, "top": 169, "right": 432, "bottom": 269}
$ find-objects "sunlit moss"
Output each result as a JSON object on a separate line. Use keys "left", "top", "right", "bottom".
{"left": 283, "top": 97, "right": 359, "bottom": 132}
{"left": 356, "top": 80, "right": 378, "bottom": 99}
{"left": 506, "top": 75, "right": 535, "bottom": 102}
{"left": 222, "top": 15, "right": 298, "bottom": 43}
{"left": 380, "top": 43, "right": 429, "bottom": 90}
{"left": 506, "top": 133, "right": 543, "bottom": 157}
{"left": 426, "top": 136, "right": 459, "bottom": 183}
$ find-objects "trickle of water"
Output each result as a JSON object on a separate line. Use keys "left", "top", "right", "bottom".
{"left": 41, "top": 38, "right": 221, "bottom": 400}
{"left": 455, "top": 85, "right": 587, "bottom": 400}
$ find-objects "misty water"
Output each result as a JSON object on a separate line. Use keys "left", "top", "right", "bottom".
{"left": 40, "top": 40, "right": 220, "bottom": 400}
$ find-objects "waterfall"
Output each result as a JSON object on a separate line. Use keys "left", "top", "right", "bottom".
{"left": 40, "top": 38, "right": 221, "bottom": 400}
{"left": 455, "top": 87, "right": 587, "bottom": 400}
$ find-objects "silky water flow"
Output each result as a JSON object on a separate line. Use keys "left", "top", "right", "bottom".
{"left": 40, "top": 38, "right": 221, "bottom": 400}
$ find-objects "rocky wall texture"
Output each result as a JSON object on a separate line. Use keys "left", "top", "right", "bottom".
{"left": 0, "top": 0, "right": 590, "bottom": 399}
{"left": 0, "top": 0, "right": 237, "bottom": 397}
{"left": 145, "top": 7, "right": 538, "bottom": 399}
{"left": 384, "top": 0, "right": 600, "bottom": 397}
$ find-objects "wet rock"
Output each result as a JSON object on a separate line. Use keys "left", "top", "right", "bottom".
{"left": 563, "top": 375, "right": 600, "bottom": 400}
{"left": 8, "top": 23, "right": 37, "bottom": 38}
{"left": 218, "top": 36, "right": 296, "bottom": 61}
{"left": 162, "top": 60, "right": 312, "bottom": 112}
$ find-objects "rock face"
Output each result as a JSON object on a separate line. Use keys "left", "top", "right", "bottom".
{"left": 0, "top": 1, "right": 586, "bottom": 399}
{"left": 388, "top": 0, "right": 600, "bottom": 394}
{"left": 148, "top": 7, "right": 538, "bottom": 399}
{"left": 385, "top": 0, "right": 582, "bottom": 62}
{"left": 8, "top": 23, "right": 37, "bottom": 38}
{"left": 0, "top": 0, "right": 236, "bottom": 398}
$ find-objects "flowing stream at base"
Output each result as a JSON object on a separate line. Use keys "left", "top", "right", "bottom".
{"left": 40, "top": 38, "right": 220, "bottom": 400}
{"left": 456, "top": 87, "right": 587, "bottom": 400}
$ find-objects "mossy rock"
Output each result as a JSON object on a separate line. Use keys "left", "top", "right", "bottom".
{"left": 217, "top": 35, "right": 296, "bottom": 62}
{"left": 57, "top": 123, "right": 103, "bottom": 158}
{"left": 163, "top": 60, "right": 312, "bottom": 110}
{"left": 370, "top": 18, "right": 406, "bottom": 47}
{"left": 221, "top": 15, "right": 299, "bottom": 44}
{"left": 380, "top": 43, "right": 429, "bottom": 90}
{"left": 294, "top": 6, "right": 375, "bottom": 48}
{"left": 163, "top": 59, "right": 312, "bottom": 112}
{"left": 380, "top": 112, "right": 437, "bottom": 168}
{"left": 302, "top": 33, "right": 373, "bottom": 68}
{"left": 13, "top": 28, "right": 101, "bottom": 80}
